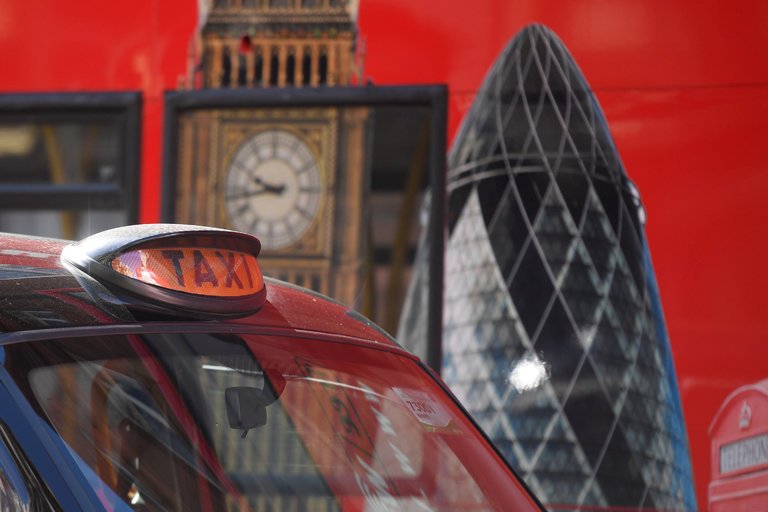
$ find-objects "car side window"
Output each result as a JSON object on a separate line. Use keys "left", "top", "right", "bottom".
{"left": 0, "top": 424, "right": 59, "bottom": 512}
{"left": 0, "top": 431, "right": 31, "bottom": 511}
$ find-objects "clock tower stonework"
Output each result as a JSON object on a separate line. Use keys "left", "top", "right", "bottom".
{"left": 174, "top": 0, "right": 369, "bottom": 307}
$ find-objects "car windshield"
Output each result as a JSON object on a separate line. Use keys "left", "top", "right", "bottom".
{"left": 3, "top": 332, "right": 536, "bottom": 511}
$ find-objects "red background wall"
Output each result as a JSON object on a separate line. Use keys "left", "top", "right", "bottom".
{"left": 0, "top": 0, "right": 196, "bottom": 222}
{"left": 359, "top": 3, "right": 768, "bottom": 508}
{"left": 2, "top": 0, "right": 767, "bottom": 508}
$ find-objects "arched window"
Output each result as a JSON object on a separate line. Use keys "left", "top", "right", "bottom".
{"left": 318, "top": 48, "right": 328, "bottom": 85}
{"left": 254, "top": 48, "right": 264, "bottom": 86}
{"left": 220, "top": 47, "right": 232, "bottom": 88}
{"left": 286, "top": 50, "right": 296, "bottom": 86}
{"left": 269, "top": 48, "right": 279, "bottom": 86}
{"left": 302, "top": 48, "right": 312, "bottom": 86}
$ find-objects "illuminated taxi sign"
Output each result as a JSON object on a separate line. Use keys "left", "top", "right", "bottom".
{"left": 111, "top": 247, "right": 262, "bottom": 297}
{"left": 62, "top": 224, "right": 266, "bottom": 317}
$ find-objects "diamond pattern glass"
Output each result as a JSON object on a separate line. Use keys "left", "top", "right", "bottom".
{"left": 399, "top": 24, "right": 697, "bottom": 511}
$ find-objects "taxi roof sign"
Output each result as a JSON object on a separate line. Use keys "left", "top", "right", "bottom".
{"left": 62, "top": 224, "right": 266, "bottom": 317}
{"left": 111, "top": 247, "right": 261, "bottom": 297}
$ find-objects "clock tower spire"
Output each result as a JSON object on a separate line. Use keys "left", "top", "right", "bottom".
{"left": 174, "top": 0, "right": 371, "bottom": 309}
{"left": 198, "top": 0, "right": 361, "bottom": 89}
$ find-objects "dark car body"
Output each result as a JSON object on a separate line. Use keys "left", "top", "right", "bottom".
{"left": 0, "top": 226, "right": 541, "bottom": 512}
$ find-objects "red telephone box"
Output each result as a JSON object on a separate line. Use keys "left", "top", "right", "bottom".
{"left": 709, "top": 379, "right": 768, "bottom": 511}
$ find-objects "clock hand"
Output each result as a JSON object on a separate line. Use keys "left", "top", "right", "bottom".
{"left": 253, "top": 176, "right": 286, "bottom": 195}
{"left": 226, "top": 189, "right": 276, "bottom": 200}
{"left": 226, "top": 179, "right": 287, "bottom": 201}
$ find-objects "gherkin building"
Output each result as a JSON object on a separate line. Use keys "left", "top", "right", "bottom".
{"left": 398, "top": 24, "right": 697, "bottom": 511}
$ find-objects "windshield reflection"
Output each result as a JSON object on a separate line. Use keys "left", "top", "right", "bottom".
{"left": 4, "top": 332, "right": 529, "bottom": 512}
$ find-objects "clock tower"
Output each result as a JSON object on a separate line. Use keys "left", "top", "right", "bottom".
{"left": 173, "top": 0, "right": 370, "bottom": 308}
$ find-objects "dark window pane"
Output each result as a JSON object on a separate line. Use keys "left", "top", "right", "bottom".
{"left": 318, "top": 51, "right": 328, "bottom": 85}
{"left": 221, "top": 48, "right": 232, "bottom": 87}
{"left": 0, "top": 93, "right": 139, "bottom": 238}
{"left": 286, "top": 53, "right": 296, "bottom": 86}
{"left": 269, "top": 50, "right": 279, "bottom": 86}
{"left": 0, "top": 123, "right": 120, "bottom": 186}
{"left": 302, "top": 50, "right": 311, "bottom": 85}
{"left": 254, "top": 51, "right": 263, "bottom": 85}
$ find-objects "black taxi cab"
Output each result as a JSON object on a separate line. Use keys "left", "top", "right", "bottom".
{"left": 0, "top": 224, "right": 542, "bottom": 511}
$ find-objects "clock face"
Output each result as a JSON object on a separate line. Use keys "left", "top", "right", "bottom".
{"left": 224, "top": 130, "right": 322, "bottom": 250}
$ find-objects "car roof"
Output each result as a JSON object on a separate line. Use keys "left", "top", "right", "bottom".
{"left": 0, "top": 231, "right": 400, "bottom": 348}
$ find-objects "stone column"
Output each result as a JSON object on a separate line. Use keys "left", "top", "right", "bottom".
{"left": 209, "top": 37, "right": 223, "bottom": 88}
{"left": 263, "top": 44, "right": 273, "bottom": 87}
{"left": 310, "top": 43, "right": 320, "bottom": 86}
{"left": 229, "top": 39, "right": 240, "bottom": 87}
{"left": 245, "top": 45, "right": 255, "bottom": 86}
{"left": 296, "top": 44, "right": 305, "bottom": 86}
{"left": 327, "top": 42, "right": 336, "bottom": 86}
{"left": 278, "top": 44, "right": 287, "bottom": 87}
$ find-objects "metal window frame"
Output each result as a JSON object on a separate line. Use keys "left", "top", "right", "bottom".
{"left": 162, "top": 85, "right": 447, "bottom": 373}
{"left": 0, "top": 92, "right": 141, "bottom": 220}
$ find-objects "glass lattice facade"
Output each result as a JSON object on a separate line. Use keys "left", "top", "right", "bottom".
{"left": 399, "top": 24, "right": 697, "bottom": 510}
